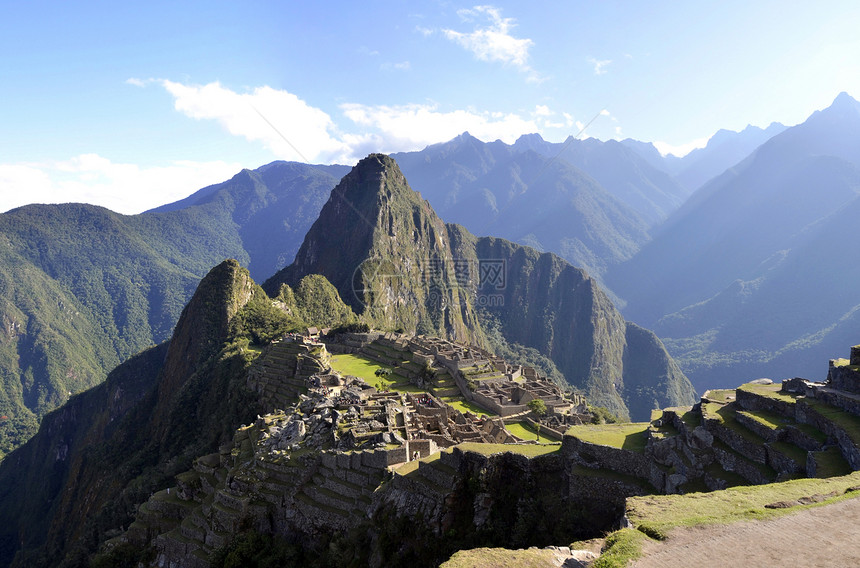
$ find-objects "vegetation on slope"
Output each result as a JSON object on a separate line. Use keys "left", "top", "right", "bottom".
{"left": 0, "top": 162, "right": 345, "bottom": 458}
{"left": 0, "top": 261, "right": 353, "bottom": 567}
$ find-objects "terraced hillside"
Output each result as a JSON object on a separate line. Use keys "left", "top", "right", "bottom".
{"left": 563, "top": 378, "right": 858, "bottom": 500}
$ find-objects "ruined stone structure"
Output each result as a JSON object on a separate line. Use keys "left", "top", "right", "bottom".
{"left": 332, "top": 332, "right": 590, "bottom": 429}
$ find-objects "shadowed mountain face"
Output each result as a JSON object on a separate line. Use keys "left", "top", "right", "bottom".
{"left": 266, "top": 154, "right": 696, "bottom": 420}
{"left": 608, "top": 93, "right": 860, "bottom": 392}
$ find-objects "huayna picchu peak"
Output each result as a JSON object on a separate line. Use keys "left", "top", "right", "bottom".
{"left": 266, "top": 154, "right": 696, "bottom": 421}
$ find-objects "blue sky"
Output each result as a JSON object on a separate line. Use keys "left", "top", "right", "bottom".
{"left": 2, "top": 1, "right": 859, "bottom": 214}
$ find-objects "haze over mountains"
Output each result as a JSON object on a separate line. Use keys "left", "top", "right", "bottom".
{"left": 621, "top": 122, "right": 788, "bottom": 192}
{"left": 608, "top": 92, "right": 860, "bottom": 391}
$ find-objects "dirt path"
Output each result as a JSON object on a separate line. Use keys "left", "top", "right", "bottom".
{"left": 632, "top": 496, "right": 860, "bottom": 568}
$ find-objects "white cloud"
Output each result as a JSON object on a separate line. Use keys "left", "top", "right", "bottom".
{"left": 159, "top": 80, "right": 350, "bottom": 163}
{"left": 589, "top": 58, "right": 612, "bottom": 75}
{"left": 0, "top": 156, "right": 241, "bottom": 215}
{"left": 340, "top": 102, "right": 539, "bottom": 150}
{"left": 125, "top": 77, "right": 148, "bottom": 87}
{"left": 153, "top": 79, "right": 546, "bottom": 163}
{"left": 534, "top": 104, "right": 552, "bottom": 117}
{"left": 441, "top": 5, "right": 537, "bottom": 78}
{"left": 381, "top": 61, "right": 411, "bottom": 71}
{"left": 652, "top": 136, "right": 709, "bottom": 157}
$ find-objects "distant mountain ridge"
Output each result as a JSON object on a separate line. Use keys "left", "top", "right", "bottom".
{"left": 0, "top": 102, "right": 815, "bottom": 457}
{"left": 608, "top": 92, "right": 860, "bottom": 392}
{"left": 621, "top": 122, "right": 787, "bottom": 193}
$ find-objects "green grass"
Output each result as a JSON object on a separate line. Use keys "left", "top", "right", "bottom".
{"left": 393, "top": 451, "right": 442, "bottom": 476}
{"left": 736, "top": 382, "right": 798, "bottom": 404}
{"left": 441, "top": 547, "right": 559, "bottom": 568}
{"left": 329, "top": 353, "right": 423, "bottom": 393}
{"left": 706, "top": 404, "right": 768, "bottom": 446}
{"left": 811, "top": 447, "right": 853, "bottom": 478}
{"left": 446, "top": 398, "right": 497, "bottom": 416}
{"left": 592, "top": 529, "right": 650, "bottom": 568}
{"left": 649, "top": 411, "right": 679, "bottom": 439}
{"left": 625, "top": 470, "right": 860, "bottom": 539}
{"left": 565, "top": 423, "right": 650, "bottom": 452}
{"left": 505, "top": 421, "right": 556, "bottom": 443}
{"left": 456, "top": 442, "right": 561, "bottom": 458}
{"left": 330, "top": 353, "right": 391, "bottom": 382}
{"left": 680, "top": 409, "right": 701, "bottom": 430}
{"left": 833, "top": 357, "right": 851, "bottom": 367}
{"left": 793, "top": 422, "right": 827, "bottom": 443}
{"left": 706, "top": 461, "right": 750, "bottom": 487}
{"left": 803, "top": 399, "right": 860, "bottom": 446}
{"left": 737, "top": 408, "right": 789, "bottom": 431}
{"left": 702, "top": 389, "right": 736, "bottom": 403}
{"left": 769, "top": 440, "right": 807, "bottom": 465}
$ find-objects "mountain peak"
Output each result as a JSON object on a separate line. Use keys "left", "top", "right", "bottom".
{"left": 514, "top": 132, "right": 546, "bottom": 145}
{"left": 334, "top": 152, "right": 416, "bottom": 206}
{"left": 829, "top": 91, "right": 860, "bottom": 114}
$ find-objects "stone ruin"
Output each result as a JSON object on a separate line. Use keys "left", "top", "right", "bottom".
{"left": 244, "top": 328, "right": 590, "bottom": 468}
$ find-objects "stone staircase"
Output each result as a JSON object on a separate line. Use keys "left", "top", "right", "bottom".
{"left": 431, "top": 369, "right": 462, "bottom": 399}
{"left": 359, "top": 340, "right": 412, "bottom": 369}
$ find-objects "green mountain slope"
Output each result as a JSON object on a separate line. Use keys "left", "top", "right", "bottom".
{"left": 0, "top": 162, "right": 344, "bottom": 458}
{"left": 0, "top": 260, "right": 269, "bottom": 567}
{"left": 0, "top": 258, "right": 358, "bottom": 568}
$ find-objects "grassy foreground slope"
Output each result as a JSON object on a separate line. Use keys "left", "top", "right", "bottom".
{"left": 597, "top": 471, "right": 860, "bottom": 567}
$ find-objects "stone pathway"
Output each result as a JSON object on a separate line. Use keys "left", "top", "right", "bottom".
{"left": 632, "top": 496, "right": 860, "bottom": 568}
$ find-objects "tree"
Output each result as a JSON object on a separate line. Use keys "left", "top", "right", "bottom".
{"left": 527, "top": 398, "right": 547, "bottom": 441}
{"left": 527, "top": 398, "right": 547, "bottom": 417}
